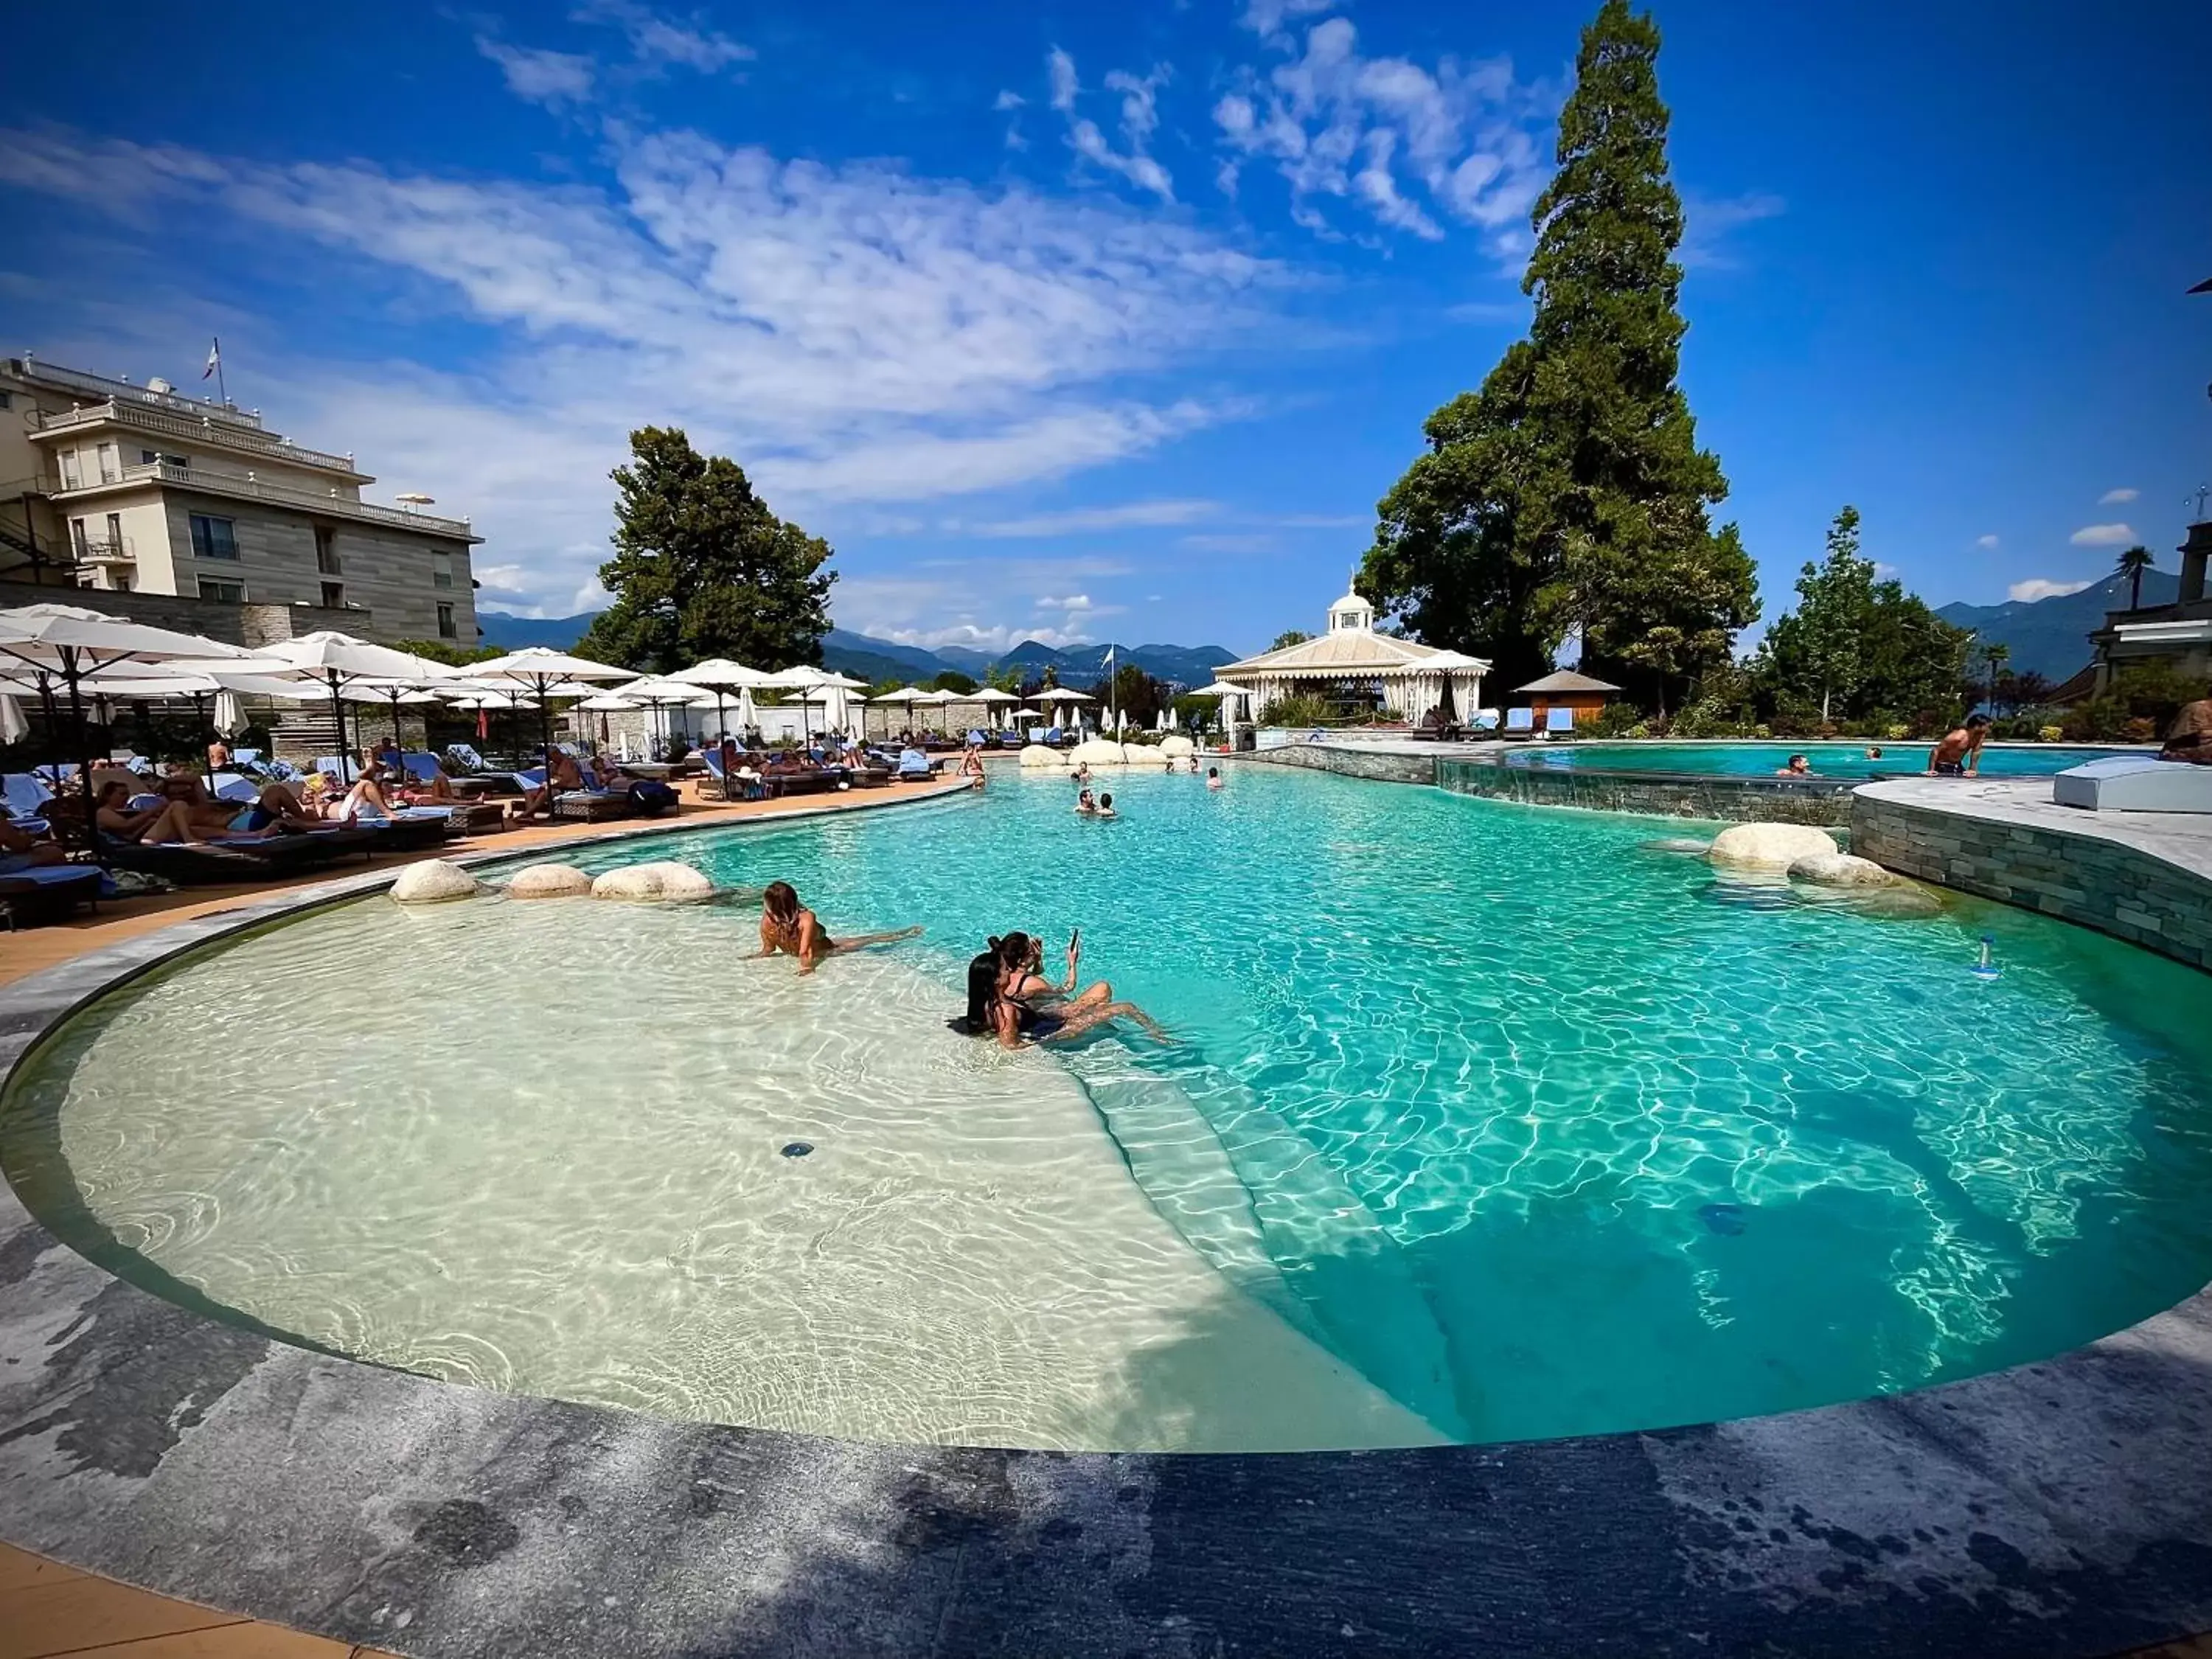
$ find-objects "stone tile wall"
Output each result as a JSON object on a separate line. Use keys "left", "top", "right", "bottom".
{"left": 1853, "top": 796, "right": 2212, "bottom": 971}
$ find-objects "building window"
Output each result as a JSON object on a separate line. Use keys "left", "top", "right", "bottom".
{"left": 58, "top": 451, "right": 81, "bottom": 490}
{"left": 69, "top": 518, "right": 89, "bottom": 556}
{"left": 189, "top": 513, "right": 238, "bottom": 559}
{"left": 142, "top": 450, "right": 189, "bottom": 468}
{"left": 104, "top": 512, "right": 122, "bottom": 552}
{"left": 321, "top": 581, "right": 344, "bottom": 609}
{"left": 142, "top": 450, "right": 158, "bottom": 466}
{"left": 96, "top": 442, "right": 119, "bottom": 484}
{"left": 432, "top": 550, "right": 454, "bottom": 590}
{"left": 0, "top": 392, "right": 11, "bottom": 410}
{"left": 198, "top": 577, "right": 246, "bottom": 603}
{"left": 436, "top": 601, "right": 457, "bottom": 641}
{"left": 314, "top": 526, "right": 341, "bottom": 574}
{"left": 111, "top": 571, "right": 133, "bottom": 593}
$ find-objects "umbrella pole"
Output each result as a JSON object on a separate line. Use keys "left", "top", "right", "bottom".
{"left": 62, "top": 647, "right": 106, "bottom": 864}
{"left": 324, "top": 671, "right": 349, "bottom": 782}
{"left": 538, "top": 678, "right": 554, "bottom": 818}
{"left": 195, "top": 693, "right": 212, "bottom": 776}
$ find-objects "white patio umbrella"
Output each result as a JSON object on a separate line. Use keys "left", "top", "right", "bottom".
{"left": 912, "top": 686, "right": 968, "bottom": 737}
{"left": 1032, "top": 685, "right": 1093, "bottom": 736}
{"left": 465, "top": 647, "right": 638, "bottom": 781}
{"left": 0, "top": 602, "right": 251, "bottom": 814}
{"left": 667, "top": 658, "right": 770, "bottom": 745}
{"left": 973, "top": 686, "right": 1019, "bottom": 735}
{"left": 619, "top": 675, "right": 717, "bottom": 754}
{"left": 237, "top": 632, "right": 461, "bottom": 780}
{"left": 341, "top": 683, "right": 444, "bottom": 762}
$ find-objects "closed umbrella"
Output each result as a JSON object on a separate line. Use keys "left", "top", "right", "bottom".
{"left": 0, "top": 692, "right": 24, "bottom": 746}
{"left": 667, "top": 659, "right": 771, "bottom": 751}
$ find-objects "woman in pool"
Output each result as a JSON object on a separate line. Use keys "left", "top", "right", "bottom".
{"left": 754, "top": 880, "right": 922, "bottom": 975}
{"left": 1001, "top": 930, "right": 1118, "bottom": 1020}
{"left": 959, "top": 746, "right": 987, "bottom": 788}
{"left": 1094, "top": 791, "right": 1117, "bottom": 818}
{"left": 960, "top": 933, "right": 1167, "bottom": 1048}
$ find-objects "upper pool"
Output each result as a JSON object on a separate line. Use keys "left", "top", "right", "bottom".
{"left": 6, "top": 768, "right": 2212, "bottom": 1455}
{"left": 1501, "top": 740, "right": 2138, "bottom": 778}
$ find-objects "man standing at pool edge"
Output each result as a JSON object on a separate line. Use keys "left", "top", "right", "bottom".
{"left": 1927, "top": 714, "right": 1990, "bottom": 777}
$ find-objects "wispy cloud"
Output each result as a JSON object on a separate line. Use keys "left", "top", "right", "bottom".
{"left": 1044, "top": 49, "right": 1175, "bottom": 201}
{"left": 1678, "top": 190, "right": 1787, "bottom": 270}
{"left": 1975, "top": 533, "right": 2000, "bottom": 549}
{"left": 2100, "top": 487, "right": 2138, "bottom": 504}
{"left": 2008, "top": 577, "right": 2093, "bottom": 602}
{"left": 2070, "top": 523, "right": 2137, "bottom": 546}
{"left": 474, "top": 39, "right": 597, "bottom": 109}
{"left": 1211, "top": 15, "right": 1549, "bottom": 251}
{"left": 571, "top": 0, "right": 752, "bottom": 74}
{"left": 962, "top": 498, "right": 1218, "bottom": 538}
{"left": 0, "top": 124, "right": 1287, "bottom": 610}
{"left": 1239, "top": 0, "right": 1339, "bottom": 40}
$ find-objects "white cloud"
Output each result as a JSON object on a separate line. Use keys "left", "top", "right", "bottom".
{"left": 571, "top": 0, "right": 752, "bottom": 73}
{"left": 963, "top": 498, "right": 1217, "bottom": 537}
{"left": 1975, "top": 533, "right": 2000, "bottom": 550}
{"left": 2008, "top": 578, "right": 2094, "bottom": 603}
{"left": 0, "top": 125, "right": 1284, "bottom": 610}
{"left": 1239, "top": 0, "right": 1339, "bottom": 39}
{"left": 1677, "top": 191, "right": 1787, "bottom": 271}
{"left": 475, "top": 39, "right": 597, "bottom": 108}
{"left": 2070, "top": 523, "right": 2137, "bottom": 546}
{"left": 1036, "top": 594, "right": 1093, "bottom": 611}
{"left": 2100, "top": 487, "right": 2138, "bottom": 504}
{"left": 1181, "top": 532, "right": 1277, "bottom": 552}
{"left": 1872, "top": 561, "right": 1899, "bottom": 579}
{"left": 1211, "top": 15, "right": 1547, "bottom": 250}
{"left": 1044, "top": 49, "right": 1175, "bottom": 201}
{"left": 993, "top": 89, "right": 1025, "bottom": 111}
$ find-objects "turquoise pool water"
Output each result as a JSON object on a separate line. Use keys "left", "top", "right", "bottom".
{"left": 1503, "top": 741, "right": 2136, "bottom": 779}
{"left": 9, "top": 766, "right": 2212, "bottom": 1450}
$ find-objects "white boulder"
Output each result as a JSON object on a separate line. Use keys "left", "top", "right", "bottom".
{"left": 1642, "top": 837, "right": 1712, "bottom": 857}
{"left": 1708, "top": 822, "right": 1840, "bottom": 869}
{"left": 507, "top": 862, "right": 594, "bottom": 900}
{"left": 1788, "top": 852, "right": 1899, "bottom": 888}
{"left": 1018, "top": 745, "right": 1068, "bottom": 770}
{"left": 1068, "top": 738, "right": 1130, "bottom": 767}
{"left": 1159, "top": 734, "right": 1197, "bottom": 759}
{"left": 591, "top": 860, "right": 715, "bottom": 902}
{"left": 389, "top": 859, "right": 479, "bottom": 903}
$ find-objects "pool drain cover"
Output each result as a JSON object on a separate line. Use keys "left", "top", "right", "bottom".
{"left": 780, "top": 1141, "right": 815, "bottom": 1158}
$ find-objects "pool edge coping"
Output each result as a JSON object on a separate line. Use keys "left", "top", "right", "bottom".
{"left": 0, "top": 779, "right": 2208, "bottom": 1657}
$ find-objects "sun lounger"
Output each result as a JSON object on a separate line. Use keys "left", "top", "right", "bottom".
{"left": 4, "top": 773, "right": 58, "bottom": 820}
{"left": 895, "top": 748, "right": 934, "bottom": 780}
{"left": 1545, "top": 707, "right": 1576, "bottom": 737}
{"left": 0, "top": 863, "right": 102, "bottom": 930}
{"left": 209, "top": 772, "right": 261, "bottom": 803}
{"left": 1503, "top": 708, "right": 1536, "bottom": 740}
{"left": 1472, "top": 710, "right": 1500, "bottom": 732}
{"left": 2053, "top": 756, "right": 2212, "bottom": 813}
{"left": 98, "top": 827, "right": 377, "bottom": 885}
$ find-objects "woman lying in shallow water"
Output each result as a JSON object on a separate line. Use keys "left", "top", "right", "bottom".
{"left": 960, "top": 931, "right": 1169, "bottom": 1048}
{"left": 752, "top": 880, "right": 922, "bottom": 974}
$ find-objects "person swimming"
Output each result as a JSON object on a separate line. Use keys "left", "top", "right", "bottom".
{"left": 1095, "top": 791, "right": 1116, "bottom": 818}
{"left": 1074, "top": 788, "right": 1097, "bottom": 815}
{"left": 1776, "top": 754, "right": 1812, "bottom": 776}
{"left": 1927, "top": 714, "right": 1990, "bottom": 778}
{"left": 754, "top": 880, "right": 922, "bottom": 974}
{"left": 1206, "top": 766, "right": 1223, "bottom": 790}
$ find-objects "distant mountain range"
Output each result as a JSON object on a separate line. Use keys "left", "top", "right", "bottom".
{"left": 476, "top": 613, "right": 1238, "bottom": 688}
{"left": 1935, "top": 567, "right": 2177, "bottom": 682}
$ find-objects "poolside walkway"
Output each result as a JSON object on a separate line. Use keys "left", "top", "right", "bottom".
{"left": 0, "top": 773, "right": 981, "bottom": 1658}
{"left": 1, "top": 777, "right": 973, "bottom": 992}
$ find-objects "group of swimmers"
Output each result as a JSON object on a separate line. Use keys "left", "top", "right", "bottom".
{"left": 749, "top": 880, "right": 1168, "bottom": 1049}
{"left": 1768, "top": 716, "right": 1994, "bottom": 779}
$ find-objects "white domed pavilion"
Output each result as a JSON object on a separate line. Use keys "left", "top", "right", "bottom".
{"left": 1217, "top": 587, "right": 1489, "bottom": 727}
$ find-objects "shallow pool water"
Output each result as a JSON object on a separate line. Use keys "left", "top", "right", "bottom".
{"left": 7, "top": 766, "right": 2212, "bottom": 1451}
{"left": 1503, "top": 741, "right": 2135, "bottom": 779}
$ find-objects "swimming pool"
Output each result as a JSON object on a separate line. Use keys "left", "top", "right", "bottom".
{"left": 1503, "top": 740, "right": 2137, "bottom": 778}
{"left": 6, "top": 767, "right": 2211, "bottom": 1454}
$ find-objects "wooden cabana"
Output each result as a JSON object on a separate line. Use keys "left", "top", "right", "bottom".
{"left": 1512, "top": 669, "right": 1621, "bottom": 726}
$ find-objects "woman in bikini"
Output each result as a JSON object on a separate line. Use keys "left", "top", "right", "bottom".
{"left": 963, "top": 931, "right": 1169, "bottom": 1048}
{"left": 754, "top": 880, "right": 922, "bottom": 974}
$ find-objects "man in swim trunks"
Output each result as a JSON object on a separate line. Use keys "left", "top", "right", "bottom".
{"left": 1775, "top": 754, "right": 1812, "bottom": 777}
{"left": 1927, "top": 714, "right": 1990, "bottom": 777}
{"left": 2160, "top": 698, "right": 2212, "bottom": 765}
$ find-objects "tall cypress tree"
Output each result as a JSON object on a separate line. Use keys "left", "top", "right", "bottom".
{"left": 1360, "top": 0, "right": 1756, "bottom": 705}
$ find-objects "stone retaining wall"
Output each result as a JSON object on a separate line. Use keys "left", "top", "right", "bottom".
{"left": 1853, "top": 794, "right": 2212, "bottom": 971}
{"left": 1233, "top": 744, "right": 1853, "bottom": 824}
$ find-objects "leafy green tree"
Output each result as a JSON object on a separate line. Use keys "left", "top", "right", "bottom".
{"left": 932, "top": 669, "right": 978, "bottom": 695}
{"left": 1977, "top": 641, "right": 2011, "bottom": 714}
{"left": 581, "top": 427, "right": 835, "bottom": 674}
{"left": 1269, "top": 629, "right": 1313, "bottom": 651}
{"left": 1092, "top": 664, "right": 1171, "bottom": 727}
{"left": 1359, "top": 0, "right": 1757, "bottom": 698}
{"left": 984, "top": 660, "right": 1025, "bottom": 693}
{"left": 2116, "top": 544, "right": 2155, "bottom": 611}
{"left": 1756, "top": 507, "right": 1971, "bottom": 728}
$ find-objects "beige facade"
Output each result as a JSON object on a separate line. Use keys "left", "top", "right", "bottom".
{"left": 0, "top": 354, "right": 481, "bottom": 646}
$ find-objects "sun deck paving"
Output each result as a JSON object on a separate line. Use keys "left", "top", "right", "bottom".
{"left": 6, "top": 759, "right": 2212, "bottom": 1657}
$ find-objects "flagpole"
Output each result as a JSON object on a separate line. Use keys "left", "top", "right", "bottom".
{"left": 215, "top": 336, "right": 227, "bottom": 407}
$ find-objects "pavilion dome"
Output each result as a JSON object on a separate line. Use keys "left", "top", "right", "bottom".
{"left": 1328, "top": 589, "right": 1375, "bottom": 633}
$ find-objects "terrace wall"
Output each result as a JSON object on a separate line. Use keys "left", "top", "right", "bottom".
{"left": 1852, "top": 790, "right": 2212, "bottom": 972}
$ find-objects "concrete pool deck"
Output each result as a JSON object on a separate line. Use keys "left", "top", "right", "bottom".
{"left": 4, "top": 768, "right": 2212, "bottom": 1656}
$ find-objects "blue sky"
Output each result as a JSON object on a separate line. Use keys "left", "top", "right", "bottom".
{"left": 2, "top": 0, "right": 2207, "bottom": 656}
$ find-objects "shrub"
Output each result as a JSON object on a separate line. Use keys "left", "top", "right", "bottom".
{"left": 2039, "top": 725, "right": 2064, "bottom": 742}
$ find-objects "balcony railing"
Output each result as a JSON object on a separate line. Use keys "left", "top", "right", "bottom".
{"left": 71, "top": 536, "right": 135, "bottom": 565}
{"left": 32, "top": 398, "right": 363, "bottom": 476}
{"left": 46, "top": 460, "right": 479, "bottom": 541}
{"left": 15, "top": 356, "right": 268, "bottom": 429}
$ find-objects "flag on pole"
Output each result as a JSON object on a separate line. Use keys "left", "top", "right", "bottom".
{"left": 202, "top": 338, "right": 221, "bottom": 380}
